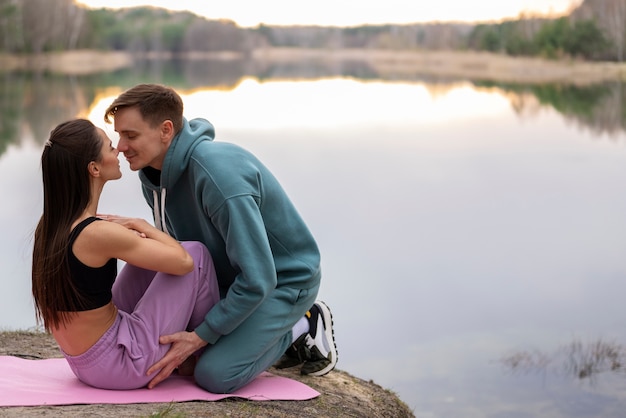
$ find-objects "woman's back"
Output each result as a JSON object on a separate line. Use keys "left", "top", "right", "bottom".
{"left": 52, "top": 217, "right": 119, "bottom": 356}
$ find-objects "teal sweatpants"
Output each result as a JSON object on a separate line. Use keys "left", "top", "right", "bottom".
{"left": 193, "top": 282, "right": 320, "bottom": 393}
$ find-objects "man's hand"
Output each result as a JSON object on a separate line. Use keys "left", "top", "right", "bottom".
{"left": 146, "top": 331, "right": 208, "bottom": 389}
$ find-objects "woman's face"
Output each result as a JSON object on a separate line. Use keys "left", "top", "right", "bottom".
{"left": 96, "top": 128, "right": 122, "bottom": 182}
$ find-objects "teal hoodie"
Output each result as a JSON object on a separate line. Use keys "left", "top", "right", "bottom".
{"left": 138, "top": 118, "right": 321, "bottom": 344}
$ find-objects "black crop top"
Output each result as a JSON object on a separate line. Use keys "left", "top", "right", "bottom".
{"left": 67, "top": 217, "right": 117, "bottom": 311}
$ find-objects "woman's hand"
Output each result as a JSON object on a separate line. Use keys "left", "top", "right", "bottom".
{"left": 98, "top": 214, "right": 146, "bottom": 237}
{"left": 96, "top": 213, "right": 193, "bottom": 276}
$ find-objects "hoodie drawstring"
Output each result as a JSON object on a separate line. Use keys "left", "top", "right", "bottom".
{"left": 152, "top": 189, "right": 169, "bottom": 234}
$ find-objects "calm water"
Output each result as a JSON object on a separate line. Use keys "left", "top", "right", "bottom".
{"left": 2, "top": 61, "right": 626, "bottom": 416}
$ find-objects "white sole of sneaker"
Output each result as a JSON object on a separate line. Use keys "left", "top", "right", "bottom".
{"left": 308, "top": 300, "right": 338, "bottom": 376}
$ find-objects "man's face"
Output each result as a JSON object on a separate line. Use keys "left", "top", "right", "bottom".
{"left": 113, "top": 106, "right": 171, "bottom": 171}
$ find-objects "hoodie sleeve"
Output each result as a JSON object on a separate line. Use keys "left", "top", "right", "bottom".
{"left": 193, "top": 195, "right": 277, "bottom": 344}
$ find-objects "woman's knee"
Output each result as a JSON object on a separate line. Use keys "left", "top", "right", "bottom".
{"left": 181, "top": 241, "right": 213, "bottom": 264}
{"left": 181, "top": 241, "right": 207, "bottom": 258}
{"left": 182, "top": 241, "right": 217, "bottom": 281}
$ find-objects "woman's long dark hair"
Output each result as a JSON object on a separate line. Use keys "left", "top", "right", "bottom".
{"left": 32, "top": 119, "right": 102, "bottom": 331}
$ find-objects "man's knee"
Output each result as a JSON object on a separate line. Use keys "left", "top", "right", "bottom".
{"left": 194, "top": 354, "right": 245, "bottom": 394}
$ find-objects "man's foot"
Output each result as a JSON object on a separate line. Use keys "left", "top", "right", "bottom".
{"left": 274, "top": 301, "right": 339, "bottom": 376}
{"left": 274, "top": 333, "right": 310, "bottom": 369}
{"left": 301, "top": 301, "right": 338, "bottom": 376}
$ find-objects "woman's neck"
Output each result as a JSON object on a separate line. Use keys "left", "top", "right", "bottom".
{"left": 87, "top": 179, "right": 104, "bottom": 218}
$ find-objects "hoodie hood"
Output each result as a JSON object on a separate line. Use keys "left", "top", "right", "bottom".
{"left": 139, "top": 117, "right": 215, "bottom": 190}
{"left": 164, "top": 117, "right": 215, "bottom": 189}
{"left": 138, "top": 117, "right": 215, "bottom": 232}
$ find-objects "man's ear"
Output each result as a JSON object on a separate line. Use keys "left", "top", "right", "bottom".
{"left": 161, "top": 120, "right": 175, "bottom": 143}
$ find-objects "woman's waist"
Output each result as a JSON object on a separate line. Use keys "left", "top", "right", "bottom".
{"left": 52, "top": 302, "right": 119, "bottom": 356}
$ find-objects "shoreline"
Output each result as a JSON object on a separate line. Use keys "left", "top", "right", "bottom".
{"left": 0, "top": 330, "right": 415, "bottom": 417}
{"left": 1, "top": 48, "right": 625, "bottom": 84}
{"left": 253, "top": 48, "right": 626, "bottom": 85}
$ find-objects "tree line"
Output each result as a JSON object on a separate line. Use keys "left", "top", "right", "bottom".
{"left": 0, "top": 0, "right": 624, "bottom": 61}
{"left": 468, "top": 0, "right": 626, "bottom": 61}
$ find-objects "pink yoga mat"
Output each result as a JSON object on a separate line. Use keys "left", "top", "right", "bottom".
{"left": 0, "top": 356, "right": 319, "bottom": 406}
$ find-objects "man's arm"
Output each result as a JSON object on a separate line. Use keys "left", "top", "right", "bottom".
{"left": 194, "top": 195, "right": 278, "bottom": 343}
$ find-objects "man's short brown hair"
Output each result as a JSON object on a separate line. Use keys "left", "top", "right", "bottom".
{"left": 104, "top": 84, "right": 184, "bottom": 134}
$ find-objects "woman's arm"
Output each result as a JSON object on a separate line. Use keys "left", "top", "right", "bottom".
{"left": 77, "top": 216, "right": 193, "bottom": 275}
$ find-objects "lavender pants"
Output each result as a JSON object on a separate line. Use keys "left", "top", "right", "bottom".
{"left": 62, "top": 241, "right": 219, "bottom": 390}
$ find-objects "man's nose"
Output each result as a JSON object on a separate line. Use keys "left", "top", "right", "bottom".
{"left": 117, "top": 138, "right": 128, "bottom": 152}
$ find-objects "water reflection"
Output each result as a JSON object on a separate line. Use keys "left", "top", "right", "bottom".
{"left": 502, "top": 339, "right": 625, "bottom": 382}
{"left": 481, "top": 81, "right": 626, "bottom": 138}
{"left": 0, "top": 72, "right": 95, "bottom": 153}
{"left": 1, "top": 59, "right": 626, "bottom": 157}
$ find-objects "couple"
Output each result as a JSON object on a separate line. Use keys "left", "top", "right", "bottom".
{"left": 31, "top": 84, "right": 338, "bottom": 393}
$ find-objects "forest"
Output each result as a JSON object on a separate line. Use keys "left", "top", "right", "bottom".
{"left": 0, "top": 0, "right": 624, "bottom": 61}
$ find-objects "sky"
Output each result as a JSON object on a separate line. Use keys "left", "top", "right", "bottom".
{"left": 77, "top": 0, "right": 583, "bottom": 27}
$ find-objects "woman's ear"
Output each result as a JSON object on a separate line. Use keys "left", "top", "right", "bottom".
{"left": 88, "top": 161, "right": 100, "bottom": 177}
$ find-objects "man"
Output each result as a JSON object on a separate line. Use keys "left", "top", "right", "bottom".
{"left": 103, "top": 84, "right": 337, "bottom": 393}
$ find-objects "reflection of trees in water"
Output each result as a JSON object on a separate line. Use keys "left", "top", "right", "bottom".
{"left": 0, "top": 58, "right": 384, "bottom": 160}
{"left": 24, "top": 73, "right": 91, "bottom": 144}
{"left": 179, "top": 59, "right": 248, "bottom": 88}
{"left": 501, "top": 339, "right": 626, "bottom": 382}
{"left": 2, "top": 59, "right": 626, "bottom": 160}
{"left": 0, "top": 73, "right": 25, "bottom": 156}
{"left": 0, "top": 72, "right": 95, "bottom": 157}
{"left": 129, "top": 57, "right": 381, "bottom": 86}
{"left": 251, "top": 59, "right": 380, "bottom": 81}
{"left": 122, "top": 59, "right": 247, "bottom": 90}
{"left": 532, "top": 82, "right": 626, "bottom": 138}
{"left": 477, "top": 80, "right": 626, "bottom": 139}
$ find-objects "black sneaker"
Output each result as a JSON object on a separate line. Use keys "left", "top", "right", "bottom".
{"left": 300, "top": 301, "right": 338, "bottom": 376}
{"left": 274, "top": 333, "right": 310, "bottom": 369}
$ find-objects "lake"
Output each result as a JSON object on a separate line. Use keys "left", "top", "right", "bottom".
{"left": 2, "top": 59, "right": 626, "bottom": 416}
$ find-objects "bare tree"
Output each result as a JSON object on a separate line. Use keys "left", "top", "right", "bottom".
{"left": 65, "top": 1, "right": 86, "bottom": 50}
{"left": 0, "top": 0, "right": 24, "bottom": 52}
{"left": 21, "top": 0, "right": 55, "bottom": 53}
{"left": 605, "top": 0, "right": 626, "bottom": 61}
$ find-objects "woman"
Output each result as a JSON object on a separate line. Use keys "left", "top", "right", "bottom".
{"left": 31, "top": 119, "right": 219, "bottom": 390}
